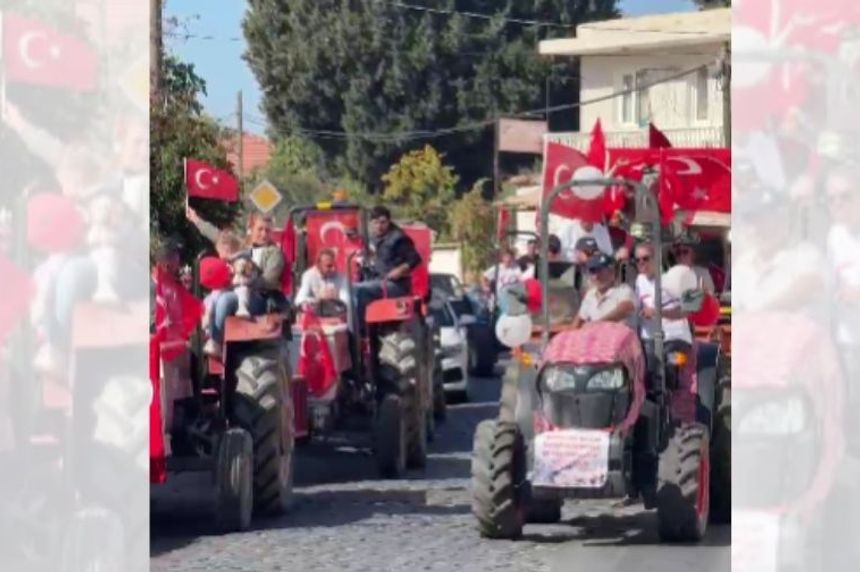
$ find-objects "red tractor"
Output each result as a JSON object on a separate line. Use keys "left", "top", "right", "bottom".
{"left": 283, "top": 202, "right": 434, "bottom": 477}
{"left": 149, "top": 253, "right": 299, "bottom": 532}
{"left": 471, "top": 176, "right": 730, "bottom": 542}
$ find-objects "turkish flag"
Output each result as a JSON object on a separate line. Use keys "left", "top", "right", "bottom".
{"left": 153, "top": 266, "right": 203, "bottom": 362}
{"left": 297, "top": 309, "right": 338, "bottom": 399}
{"left": 149, "top": 335, "right": 166, "bottom": 484}
{"left": 541, "top": 142, "right": 604, "bottom": 223}
{"left": 649, "top": 123, "right": 672, "bottom": 148}
{"left": 659, "top": 149, "right": 731, "bottom": 224}
{"left": 185, "top": 159, "right": 240, "bottom": 202}
{"left": 1, "top": 14, "right": 99, "bottom": 91}
{"left": 586, "top": 119, "right": 607, "bottom": 170}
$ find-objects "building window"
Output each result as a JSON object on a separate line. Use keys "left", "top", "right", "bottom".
{"left": 620, "top": 74, "right": 634, "bottom": 125}
{"left": 635, "top": 70, "right": 651, "bottom": 126}
{"left": 695, "top": 67, "right": 709, "bottom": 122}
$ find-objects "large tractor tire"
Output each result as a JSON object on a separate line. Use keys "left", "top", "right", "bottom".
{"left": 657, "top": 423, "right": 710, "bottom": 542}
{"left": 232, "top": 355, "right": 295, "bottom": 516}
{"left": 375, "top": 393, "right": 406, "bottom": 477}
{"left": 379, "top": 330, "right": 427, "bottom": 470}
{"left": 468, "top": 326, "right": 497, "bottom": 378}
{"left": 214, "top": 428, "right": 254, "bottom": 532}
{"left": 710, "top": 382, "right": 731, "bottom": 524}
{"left": 471, "top": 420, "right": 526, "bottom": 539}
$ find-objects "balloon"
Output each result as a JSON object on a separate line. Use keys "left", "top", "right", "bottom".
{"left": 663, "top": 265, "right": 699, "bottom": 299}
{"left": 690, "top": 293, "right": 720, "bottom": 328}
{"left": 571, "top": 165, "right": 605, "bottom": 200}
{"left": 495, "top": 314, "right": 533, "bottom": 348}
{"left": 199, "top": 256, "right": 232, "bottom": 290}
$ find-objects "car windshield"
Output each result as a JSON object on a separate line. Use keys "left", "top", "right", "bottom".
{"left": 430, "top": 304, "right": 455, "bottom": 327}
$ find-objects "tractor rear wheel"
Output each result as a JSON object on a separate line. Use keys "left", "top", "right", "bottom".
{"left": 214, "top": 428, "right": 254, "bottom": 531}
{"left": 232, "top": 355, "right": 295, "bottom": 516}
{"left": 657, "top": 423, "right": 710, "bottom": 542}
{"left": 375, "top": 393, "right": 406, "bottom": 477}
{"left": 471, "top": 420, "right": 526, "bottom": 539}
{"left": 710, "top": 382, "right": 731, "bottom": 524}
{"left": 379, "top": 330, "right": 427, "bottom": 469}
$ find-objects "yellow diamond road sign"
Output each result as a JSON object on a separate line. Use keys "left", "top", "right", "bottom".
{"left": 249, "top": 180, "right": 282, "bottom": 213}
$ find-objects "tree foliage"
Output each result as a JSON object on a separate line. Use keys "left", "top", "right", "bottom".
{"left": 449, "top": 178, "right": 496, "bottom": 280}
{"left": 382, "top": 145, "right": 458, "bottom": 238}
{"left": 150, "top": 55, "right": 238, "bottom": 259}
{"left": 243, "top": 0, "right": 620, "bottom": 192}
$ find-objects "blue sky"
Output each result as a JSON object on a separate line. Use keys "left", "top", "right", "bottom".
{"left": 167, "top": 0, "right": 697, "bottom": 134}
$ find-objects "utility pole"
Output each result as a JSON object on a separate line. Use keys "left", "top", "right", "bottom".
{"left": 237, "top": 91, "right": 245, "bottom": 193}
{"left": 720, "top": 42, "right": 731, "bottom": 148}
{"left": 150, "top": 0, "right": 163, "bottom": 100}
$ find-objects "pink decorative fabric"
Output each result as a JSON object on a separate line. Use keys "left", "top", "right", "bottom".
{"left": 541, "top": 322, "right": 645, "bottom": 433}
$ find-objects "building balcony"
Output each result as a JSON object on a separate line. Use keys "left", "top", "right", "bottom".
{"left": 545, "top": 125, "right": 725, "bottom": 150}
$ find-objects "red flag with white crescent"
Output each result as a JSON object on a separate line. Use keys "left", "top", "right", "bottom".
{"left": 541, "top": 142, "right": 604, "bottom": 223}
{"left": 185, "top": 159, "right": 240, "bottom": 202}
{"left": 153, "top": 266, "right": 203, "bottom": 362}
{"left": 1, "top": 14, "right": 99, "bottom": 92}
{"left": 659, "top": 149, "right": 731, "bottom": 224}
{"left": 297, "top": 309, "right": 338, "bottom": 399}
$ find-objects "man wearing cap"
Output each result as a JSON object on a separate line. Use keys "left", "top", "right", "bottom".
{"left": 571, "top": 252, "right": 636, "bottom": 331}
{"left": 574, "top": 236, "right": 600, "bottom": 264}
{"left": 556, "top": 218, "right": 614, "bottom": 262}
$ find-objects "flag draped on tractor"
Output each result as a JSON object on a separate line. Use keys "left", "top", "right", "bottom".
{"left": 297, "top": 309, "right": 338, "bottom": 400}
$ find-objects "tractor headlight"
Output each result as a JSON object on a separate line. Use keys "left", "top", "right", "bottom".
{"left": 667, "top": 351, "right": 689, "bottom": 367}
{"left": 738, "top": 397, "right": 806, "bottom": 435}
{"left": 543, "top": 367, "right": 579, "bottom": 392}
{"left": 586, "top": 367, "right": 626, "bottom": 391}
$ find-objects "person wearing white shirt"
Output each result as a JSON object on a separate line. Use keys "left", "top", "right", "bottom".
{"left": 482, "top": 248, "right": 526, "bottom": 296}
{"left": 556, "top": 218, "right": 613, "bottom": 262}
{"left": 634, "top": 242, "right": 692, "bottom": 346}
{"left": 295, "top": 248, "right": 350, "bottom": 310}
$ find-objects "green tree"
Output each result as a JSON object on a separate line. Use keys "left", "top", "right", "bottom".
{"left": 150, "top": 55, "right": 238, "bottom": 259}
{"left": 382, "top": 145, "right": 458, "bottom": 237}
{"left": 243, "top": 0, "right": 620, "bottom": 192}
{"left": 449, "top": 178, "right": 496, "bottom": 281}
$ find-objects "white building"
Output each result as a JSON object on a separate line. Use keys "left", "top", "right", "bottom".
{"left": 539, "top": 8, "right": 730, "bottom": 150}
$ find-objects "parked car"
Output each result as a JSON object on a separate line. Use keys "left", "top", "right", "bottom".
{"left": 428, "top": 297, "right": 474, "bottom": 400}
{"left": 430, "top": 273, "right": 498, "bottom": 377}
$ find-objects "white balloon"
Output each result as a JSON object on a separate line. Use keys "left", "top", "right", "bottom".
{"left": 663, "top": 265, "right": 699, "bottom": 299}
{"left": 495, "top": 314, "right": 533, "bottom": 348}
{"left": 571, "top": 166, "right": 605, "bottom": 200}
{"left": 733, "top": 26, "right": 772, "bottom": 89}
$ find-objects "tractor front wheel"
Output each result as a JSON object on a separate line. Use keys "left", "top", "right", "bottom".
{"left": 471, "top": 420, "right": 526, "bottom": 539}
{"left": 657, "top": 423, "right": 710, "bottom": 542}
{"left": 375, "top": 393, "right": 407, "bottom": 478}
{"left": 214, "top": 428, "right": 254, "bottom": 532}
{"left": 232, "top": 356, "right": 295, "bottom": 516}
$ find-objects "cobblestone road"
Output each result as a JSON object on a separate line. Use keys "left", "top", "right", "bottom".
{"left": 151, "top": 367, "right": 729, "bottom": 572}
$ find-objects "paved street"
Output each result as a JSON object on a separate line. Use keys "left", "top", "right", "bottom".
{"left": 151, "top": 366, "right": 729, "bottom": 572}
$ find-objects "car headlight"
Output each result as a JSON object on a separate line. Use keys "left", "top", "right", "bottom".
{"left": 586, "top": 368, "right": 626, "bottom": 390}
{"left": 738, "top": 397, "right": 806, "bottom": 435}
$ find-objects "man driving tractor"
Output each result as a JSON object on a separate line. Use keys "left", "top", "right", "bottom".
{"left": 570, "top": 252, "right": 636, "bottom": 330}
{"left": 353, "top": 206, "right": 422, "bottom": 332}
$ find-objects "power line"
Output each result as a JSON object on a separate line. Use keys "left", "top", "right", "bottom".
{"left": 244, "top": 63, "right": 711, "bottom": 142}
{"left": 381, "top": 0, "right": 575, "bottom": 29}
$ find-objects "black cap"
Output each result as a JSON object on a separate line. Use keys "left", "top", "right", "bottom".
{"left": 547, "top": 234, "right": 562, "bottom": 255}
{"left": 575, "top": 236, "right": 599, "bottom": 254}
{"left": 585, "top": 252, "right": 614, "bottom": 271}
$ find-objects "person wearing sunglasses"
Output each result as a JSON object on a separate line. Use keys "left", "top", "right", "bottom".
{"left": 571, "top": 252, "right": 636, "bottom": 331}
{"left": 672, "top": 234, "right": 716, "bottom": 295}
{"left": 634, "top": 242, "right": 692, "bottom": 366}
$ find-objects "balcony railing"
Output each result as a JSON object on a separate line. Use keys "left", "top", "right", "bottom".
{"left": 545, "top": 126, "right": 725, "bottom": 150}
